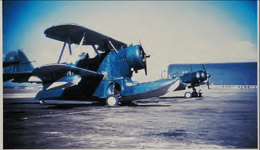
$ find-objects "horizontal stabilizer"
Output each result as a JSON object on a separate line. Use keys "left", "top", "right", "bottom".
{"left": 3, "top": 72, "right": 33, "bottom": 82}
{"left": 3, "top": 61, "right": 20, "bottom": 68}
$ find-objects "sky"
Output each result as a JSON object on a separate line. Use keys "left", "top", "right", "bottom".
{"left": 2, "top": 1, "right": 258, "bottom": 82}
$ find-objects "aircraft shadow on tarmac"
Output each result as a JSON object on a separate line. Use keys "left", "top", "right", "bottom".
{"left": 5, "top": 101, "right": 172, "bottom": 109}
{"left": 159, "top": 96, "right": 185, "bottom": 99}
{"left": 130, "top": 104, "right": 172, "bottom": 107}
{"left": 40, "top": 102, "right": 104, "bottom": 109}
{"left": 43, "top": 103, "right": 172, "bottom": 109}
{"left": 8, "top": 102, "right": 40, "bottom": 105}
{"left": 5, "top": 97, "right": 200, "bottom": 109}
{"left": 160, "top": 96, "right": 204, "bottom": 100}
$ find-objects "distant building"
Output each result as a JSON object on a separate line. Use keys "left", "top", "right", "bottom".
{"left": 199, "top": 84, "right": 257, "bottom": 89}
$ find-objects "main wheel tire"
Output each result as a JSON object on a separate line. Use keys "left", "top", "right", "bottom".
{"left": 184, "top": 92, "right": 192, "bottom": 98}
{"left": 106, "top": 94, "right": 119, "bottom": 106}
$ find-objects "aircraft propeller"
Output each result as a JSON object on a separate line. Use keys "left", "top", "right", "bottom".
{"left": 139, "top": 42, "right": 150, "bottom": 76}
{"left": 202, "top": 64, "right": 211, "bottom": 89}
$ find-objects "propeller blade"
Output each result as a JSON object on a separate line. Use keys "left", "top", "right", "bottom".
{"left": 145, "top": 65, "right": 147, "bottom": 76}
{"left": 202, "top": 64, "right": 208, "bottom": 78}
{"left": 202, "top": 64, "right": 206, "bottom": 71}
{"left": 144, "top": 52, "right": 148, "bottom": 76}
{"left": 139, "top": 41, "right": 142, "bottom": 49}
{"left": 202, "top": 64, "right": 211, "bottom": 89}
{"left": 139, "top": 41, "right": 148, "bottom": 76}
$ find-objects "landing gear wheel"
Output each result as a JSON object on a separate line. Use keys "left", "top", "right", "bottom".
{"left": 106, "top": 94, "right": 119, "bottom": 107}
{"left": 184, "top": 92, "right": 192, "bottom": 98}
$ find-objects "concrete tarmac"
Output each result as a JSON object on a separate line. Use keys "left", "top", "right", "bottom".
{"left": 3, "top": 89, "right": 258, "bottom": 149}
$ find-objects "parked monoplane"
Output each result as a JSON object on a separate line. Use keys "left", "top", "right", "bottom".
{"left": 169, "top": 64, "right": 211, "bottom": 98}
{"left": 3, "top": 24, "right": 181, "bottom": 106}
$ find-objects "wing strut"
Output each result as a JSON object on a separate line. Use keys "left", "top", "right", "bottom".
{"left": 67, "top": 38, "right": 72, "bottom": 55}
{"left": 108, "top": 40, "right": 118, "bottom": 53}
{"left": 78, "top": 32, "right": 86, "bottom": 53}
{"left": 92, "top": 45, "right": 101, "bottom": 57}
{"left": 79, "top": 32, "right": 86, "bottom": 47}
{"left": 58, "top": 41, "right": 67, "bottom": 63}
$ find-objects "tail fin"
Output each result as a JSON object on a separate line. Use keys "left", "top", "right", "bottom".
{"left": 3, "top": 50, "right": 34, "bottom": 73}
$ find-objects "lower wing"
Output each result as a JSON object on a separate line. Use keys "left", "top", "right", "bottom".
{"left": 3, "top": 63, "right": 104, "bottom": 84}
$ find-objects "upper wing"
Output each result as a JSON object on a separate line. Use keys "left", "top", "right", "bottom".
{"left": 44, "top": 24, "right": 127, "bottom": 50}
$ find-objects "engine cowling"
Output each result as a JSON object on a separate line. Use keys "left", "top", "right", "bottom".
{"left": 115, "top": 45, "right": 149, "bottom": 77}
{"left": 125, "top": 45, "right": 146, "bottom": 71}
{"left": 182, "top": 70, "right": 209, "bottom": 85}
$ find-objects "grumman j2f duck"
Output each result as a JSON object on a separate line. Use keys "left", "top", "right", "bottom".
{"left": 3, "top": 24, "right": 182, "bottom": 106}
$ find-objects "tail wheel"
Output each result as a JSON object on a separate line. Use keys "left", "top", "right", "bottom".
{"left": 184, "top": 92, "right": 192, "bottom": 98}
{"left": 106, "top": 94, "right": 119, "bottom": 106}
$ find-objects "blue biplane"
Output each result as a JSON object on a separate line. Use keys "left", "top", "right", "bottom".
{"left": 3, "top": 24, "right": 181, "bottom": 106}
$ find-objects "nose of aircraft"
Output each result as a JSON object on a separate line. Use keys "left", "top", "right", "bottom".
{"left": 207, "top": 74, "right": 211, "bottom": 78}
